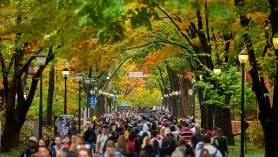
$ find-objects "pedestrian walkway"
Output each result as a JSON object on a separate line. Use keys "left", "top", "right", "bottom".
{"left": 20, "top": 107, "right": 228, "bottom": 157}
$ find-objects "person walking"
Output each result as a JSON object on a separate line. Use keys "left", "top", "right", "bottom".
{"left": 213, "top": 128, "right": 229, "bottom": 157}
{"left": 84, "top": 126, "right": 97, "bottom": 154}
{"left": 126, "top": 129, "right": 140, "bottom": 157}
{"left": 116, "top": 135, "right": 129, "bottom": 157}
{"left": 195, "top": 135, "right": 222, "bottom": 157}
{"left": 140, "top": 137, "right": 153, "bottom": 157}
{"left": 20, "top": 136, "right": 38, "bottom": 157}
{"left": 102, "top": 140, "right": 124, "bottom": 157}
{"left": 68, "top": 122, "right": 79, "bottom": 136}
{"left": 178, "top": 123, "right": 193, "bottom": 144}
{"left": 49, "top": 135, "right": 68, "bottom": 157}
{"left": 95, "top": 125, "right": 110, "bottom": 155}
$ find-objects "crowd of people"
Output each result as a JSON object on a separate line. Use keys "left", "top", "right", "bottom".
{"left": 20, "top": 108, "right": 229, "bottom": 157}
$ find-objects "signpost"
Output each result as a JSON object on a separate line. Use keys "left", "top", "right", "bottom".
{"left": 89, "top": 96, "right": 97, "bottom": 106}
{"left": 89, "top": 96, "right": 97, "bottom": 116}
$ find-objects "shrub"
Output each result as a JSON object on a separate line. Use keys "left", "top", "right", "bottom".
{"left": 248, "top": 120, "right": 265, "bottom": 147}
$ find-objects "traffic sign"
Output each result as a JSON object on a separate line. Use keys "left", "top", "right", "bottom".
{"left": 89, "top": 96, "right": 97, "bottom": 105}
{"left": 112, "top": 96, "right": 117, "bottom": 101}
{"left": 91, "top": 104, "right": 95, "bottom": 108}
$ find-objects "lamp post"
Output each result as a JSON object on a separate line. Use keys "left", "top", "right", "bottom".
{"left": 272, "top": 32, "right": 278, "bottom": 156}
{"left": 113, "top": 90, "right": 117, "bottom": 111}
{"left": 62, "top": 68, "right": 69, "bottom": 115}
{"left": 238, "top": 50, "right": 249, "bottom": 157}
{"left": 188, "top": 89, "right": 193, "bottom": 116}
{"left": 36, "top": 53, "right": 46, "bottom": 139}
{"left": 213, "top": 65, "right": 221, "bottom": 127}
{"left": 199, "top": 75, "right": 205, "bottom": 129}
{"left": 92, "top": 79, "right": 97, "bottom": 116}
{"left": 77, "top": 73, "right": 83, "bottom": 132}
{"left": 85, "top": 78, "right": 90, "bottom": 118}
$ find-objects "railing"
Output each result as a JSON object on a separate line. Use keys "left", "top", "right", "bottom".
{"left": 20, "top": 118, "right": 52, "bottom": 144}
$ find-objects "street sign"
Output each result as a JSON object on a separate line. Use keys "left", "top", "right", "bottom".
{"left": 91, "top": 104, "right": 95, "bottom": 108}
{"left": 112, "top": 96, "right": 117, "bottom": 101}
{"left": 89, "top": 96, "right": 97, "bottom": 105}
{"left": 128, "top": 72, "right": 149, "bottom": 78}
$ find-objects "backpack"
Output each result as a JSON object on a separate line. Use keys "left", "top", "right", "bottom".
{"left": 198, "top": 144, "right": 218, "bottom": 157}
{"left": 200, "top": 148, "right": 218, "bottom": 157}
{"left": 127, "top": 138, "right": 137, "bottom": 156}
{"left": 162, "top": 136, "right": 176, "bottom": 155}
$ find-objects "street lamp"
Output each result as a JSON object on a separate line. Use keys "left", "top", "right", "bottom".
{"left": 272, "top": 32, "right": 278, "bottom": 157}
{"left": 85, "top": 77, "right": 90, "bottom": 118}
{"left": 213, "top": 65, "right": 221, "bottom": 76}
{"left": 188, "top": 89, "right": 193, "bottom": 116}
{"left": 199, "top": 74, "right": 205, "bottom": 129}
{"left": 238, "top": 50, "right": 248, "bottom": 157}
{"left": 36, "top": 53, "right": 46, "bottom": 139}
{"left": 77, "top": 73, "right": 83, "bottom": 132}
{"left": 213, "top": 65, "right": 221, "bottom": 127}
{"left": 62, "top": 68, "right": 69, "bottom": 115}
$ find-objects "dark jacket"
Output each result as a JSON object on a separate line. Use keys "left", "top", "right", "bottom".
{"left": 49, "top": 146, "right": 68, "bottom": 157}
{"left": 84, "top": 129, "right": 97, "bottom": 144}
{"left": 66, "top": 151, "right": 78, "bottom": 157}
{"left": 20, "top": 148, "right": 37, "bottom": 157}
{"left": 68, "top": 128, "right": 79, "bottom": 136}
{"left": 141, "top": 145, "right": 153, "bottom": 157}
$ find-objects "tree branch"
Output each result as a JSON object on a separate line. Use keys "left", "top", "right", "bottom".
{"left": 21, "top": 48, "right": 43, "bottom": 73}
{"left": 157, "top": 6, "right": 196, "bottom": 52}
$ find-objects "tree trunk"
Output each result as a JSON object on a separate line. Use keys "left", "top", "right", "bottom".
{"left": 220, "top": 108, "right": 235, "bottom": 145}
{"left": 46, "top": 65, "right": 55, "bottom": 126}
{"left": 180, "top": 75, "right": 192, "bottom": 117}
{"left": 1, "top": 48, "right": 54, "bottom": 152}
{"left": 96, "top": 94, "right": 104, "bottom": 118}
{"left": 203, "top": 105, "right": 213, "bottom": 131}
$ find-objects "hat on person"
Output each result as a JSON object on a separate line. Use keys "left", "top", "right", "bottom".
{"left": 217, "top": 128, "right": 222, "bottom": 132}
{"left": 28, "top": 136, "right": 38, "bottom": 143}
{"left": 164, "top": 122, "right": 169, "bottom": 127}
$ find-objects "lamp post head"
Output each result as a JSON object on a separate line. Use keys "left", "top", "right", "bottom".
{"left": 238, "top": 50, "right": 249, "bottom": 65}
{"left": 36, "top": 53, "right": 46, "bottom": 67}
{"left": 188, "top": 89, "right": 193, "bottom": 96}
{"left": 99, "top": 90, "right": 103, "bottom": 94}
{"left": 213, "top": 65, "right": 221, "bottom": 76}
{"left": 199, "top": 75, "right": 203, "bottom": 80}
{"left": 62, "top": 68, "right": 69, "bottom": 78}
{"left": 85, "top": 77, "right": 90, "bottom": 85}
{"left": 272, "top": 32, "right": 278, "bottom": 50}
{"left": 77, "top": 73, "right": 83, "bottom": 83}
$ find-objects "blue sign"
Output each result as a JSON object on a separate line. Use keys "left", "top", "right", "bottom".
{"left": 89, "top": 96, "right": 97, "bottom": 105}
{"left": 112, "top": 96, "right": 117, "bottom": 101}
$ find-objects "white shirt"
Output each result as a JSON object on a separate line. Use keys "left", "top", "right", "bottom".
{"left": 97, "top": 134, "right": 109, "bottom": 154}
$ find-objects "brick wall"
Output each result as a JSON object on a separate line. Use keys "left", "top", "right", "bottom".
{"left": 231, "top": 121, "right": 257, "bottom": 133}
